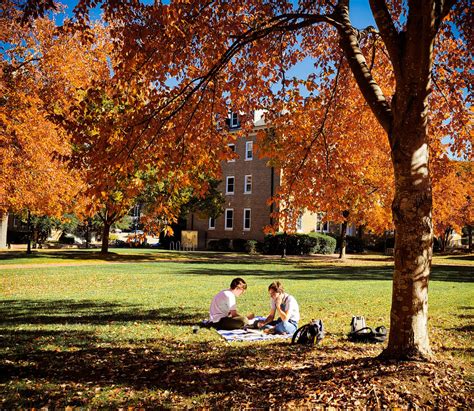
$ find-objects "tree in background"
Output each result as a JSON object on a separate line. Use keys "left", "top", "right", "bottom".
{"left": 432, "top": 160, "right": 474, "bottom": 251}
{"left": 258, "top": 62, "right": 394, "bottom": 258}
{"left": 1, "top": 10, "right": 86, "bottom": 252}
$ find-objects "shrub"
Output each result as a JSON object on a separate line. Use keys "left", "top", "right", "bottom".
{"left": 262, "top": 233, "right": 285, "bottom": 255}
{"left": 59, "top": 234, "right": 75, "bottom": 244}
{"left": 263, "top": 233, "right": 334, "bottom": 255}
{"left": 244, "top": 240, "right": 259, "bottom": 254}
{"left": 232, "top": 238, "right": 247, "bottom": 252}
{"left": 341, "top": 235, "right": 364, "bottom": 253}
{"left": 308, "top": 232, "right": 337, "bottom": 254}
{"left": 367, "top": 236, "right": 395, "bottom": 252}
{"left": 207, "top": 238, "right": 231, "bottom": 251}
{"left": 326, "top": 233, "right": 364, "bottom": 254}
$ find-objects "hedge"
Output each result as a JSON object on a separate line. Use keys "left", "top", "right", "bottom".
{"left": 262, "top": 232, "right": 336, "bottom": 255}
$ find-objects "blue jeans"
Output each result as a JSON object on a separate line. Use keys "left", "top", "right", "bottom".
{"left": 268, "top": 318, "right": 298, "bottom": 335}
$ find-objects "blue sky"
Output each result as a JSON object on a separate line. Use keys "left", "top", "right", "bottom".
{"left": 55, "top": 0, "right": 376, "bottom": 83}
{"left": 58, "top": 0, "right": 376, "bottom": 29}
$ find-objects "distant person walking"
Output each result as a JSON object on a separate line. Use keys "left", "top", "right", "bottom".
{"left": 209, "top": 277, "right": 252, "bottom": 330}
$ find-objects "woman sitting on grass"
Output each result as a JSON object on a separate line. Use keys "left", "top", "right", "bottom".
{"left": 257, "top": 281, "right": 300, "bottom": 334}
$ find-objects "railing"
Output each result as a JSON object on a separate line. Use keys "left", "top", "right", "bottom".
{"left": 170, "top": 241, "right": 196, "bottom": 251}
{"left": 169, "top": 241, "right": 181, "bottom": 251}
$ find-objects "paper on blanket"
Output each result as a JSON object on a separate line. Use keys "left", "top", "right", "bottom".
{"left": 247, "top": 316, "right": 266, "bottom": 326}
{"left": 216, "top": 328, "right": 292, "bottom": 342}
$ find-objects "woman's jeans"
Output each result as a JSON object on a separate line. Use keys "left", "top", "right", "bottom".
{"left": 266, "top": 318, "right": 298, "bottom": 334}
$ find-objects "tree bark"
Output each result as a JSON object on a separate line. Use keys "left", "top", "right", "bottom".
{"left": 85, "top": 219, "right": 90, "bottom": 249}
{"left": 381, "top": 91, "right": 434, "bottom": 360}
{"left": 339, "top": 221, "right": 347, "bottom": 259}
{"left": 26, "top": 210, "right": 32, "bottom": 254}
{"left": 339, "top": 210, "right": 350, "bottom": 259}
{"left": 101, "top": 221, "right": 111, "bottom": 254}
{"left": 468, "top": 226, "right": 473, "bottom": 253}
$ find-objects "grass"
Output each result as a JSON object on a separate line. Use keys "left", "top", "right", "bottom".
{"left": 0, "top": 249, "right": 472, "bottom": 408}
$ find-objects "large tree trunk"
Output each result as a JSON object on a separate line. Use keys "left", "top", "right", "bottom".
{"left": 101, "top": 221, "right": 111, "bottom": 254}
{"left": 382, "top": 92, "right": 434, "bottom": 361}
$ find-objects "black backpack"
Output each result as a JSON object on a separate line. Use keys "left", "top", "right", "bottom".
{"left": 348, "top": 325, "right": 387, "bottom": 343}
{"left": 292, "top": 319, "right": 324, "bottom": 345}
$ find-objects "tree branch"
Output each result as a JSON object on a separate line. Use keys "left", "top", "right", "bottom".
{"left": 335, "top": 1, "right": 392, "bottom": 134}
{"left": 369, "top": 0, "right": 401, "bottom": 78}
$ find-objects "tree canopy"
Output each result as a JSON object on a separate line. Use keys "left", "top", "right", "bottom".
{"left": 1, "top": 0, "right": 471, "bottom": 360}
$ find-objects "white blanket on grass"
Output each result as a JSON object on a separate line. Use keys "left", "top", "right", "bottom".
{"left": 216, "top": 328, "right": 293, "bottom": 342}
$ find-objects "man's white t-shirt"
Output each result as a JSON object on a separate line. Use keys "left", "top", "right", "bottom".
{"left": 209, "top": 289, "right": 236, "bottom": 323}
{"left": 271, "top": 293, "right": 300, "bottom": 323}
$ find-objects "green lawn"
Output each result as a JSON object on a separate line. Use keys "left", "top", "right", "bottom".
{"left": 1, "top": 249, "right": 472, "bottom": 408}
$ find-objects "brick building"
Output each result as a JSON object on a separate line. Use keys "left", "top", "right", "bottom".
{"left": 187, "top": 112, "right": 355, "bottom": 249}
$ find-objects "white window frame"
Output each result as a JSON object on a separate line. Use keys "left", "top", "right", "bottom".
{"left": 208, "top": 217, "right": 216, "bottom": 230}
{"left": 245, "top": 141, "right": 253, "bottom": 160}
{"left": 296, "top": 214, "right": 303, "bottom": 232}
{"left": 243, "top": 208, "right": 251, "bottom": 231}
{"left": 226, "top": 176, "right": 235, "bottom": 195}
{"left": 244, "top": 175, "right": 252, "bottom": 194}
{"left": 225, "top": 208, "right": 234, "bottom": 230}
{"left": 227, "top": 143, "right": 236, "bottom": 162}
{"left": 230, "top": 112, "right": 239, "bottom": 128}
{"left": 316, "top": 212, "right": 329, "bottom": 233}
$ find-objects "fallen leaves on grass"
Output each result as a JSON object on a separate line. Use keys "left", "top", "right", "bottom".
{"left": 0, "top": 331, "right": 471, "bottom": 409}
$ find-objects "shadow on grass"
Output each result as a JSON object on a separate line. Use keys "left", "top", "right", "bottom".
{"left": 1, "top": 251, "right": 471, "bottom": 283}
{"left": 0, "top": 250, "right": 162, "bottom": 263}
{"left": 0, "top": 326, "right": 425, "bottom": 408}
{"left": 0, "top": 299, "right": 204, "bottom": 327}
{"left": 443, "top": 254, "right": 474, "bottom": 262}
{"left": 1, "top": 300, "right": 469, "bottom": 408}
{"left": 0, "top": 249, "right": 293, "bottom": 265}
{"left": 177, "top": 263, "right": 473, "bottom": 283}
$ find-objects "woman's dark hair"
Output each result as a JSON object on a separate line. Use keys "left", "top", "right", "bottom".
{"left": 268, "top": 281, "right": 284, "bottom": 293}
{"left": 230, "top": 277, "right": 247, "bottom": 290}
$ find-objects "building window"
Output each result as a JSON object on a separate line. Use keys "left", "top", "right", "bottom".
{"left": 243, "top": 208, "right": 251, "bottom": 231}
{"left": 245, "top": 141, "right": 253, "bottom": 160}
{"left": 208, "top": 217, "right": 216, "bottom": 230}
{"left": 226, "top": 176, "right": 235, "bottom": 195}
{"left": 244, "top": 175, "right": 252, "bottom": 194}
{"left": 225, "top": 209, "right": 234, "bottom": 230}
{"left": 296, "top": 214, "right": 303, "bottom": 232}
{"left": 227, "top": 143, "right": 235, "bottom": 162}
{"left": 230, "top": 112, "right": 240, "bottom": 128}
{"left": 316, "top": 212, "right": 329, "bottom": 233}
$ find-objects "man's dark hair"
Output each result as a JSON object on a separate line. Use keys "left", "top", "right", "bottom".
{"left": 230, "top": 277, "right": 247, "bottom": 290}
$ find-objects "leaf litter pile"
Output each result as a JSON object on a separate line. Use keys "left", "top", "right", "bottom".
{"left": 1, "top": 329, "right": 471, "bottom": 408}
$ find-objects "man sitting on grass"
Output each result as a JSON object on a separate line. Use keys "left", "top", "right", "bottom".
{"left": 209, "top": 277, "right": 253, "bottom": 330}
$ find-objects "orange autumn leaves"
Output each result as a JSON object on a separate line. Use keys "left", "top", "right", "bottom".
{"left": 2, "top": 15, "right": 118, "bottom": 221}
{"left": 1, "top": 0, "right": 472, "bottom": 238}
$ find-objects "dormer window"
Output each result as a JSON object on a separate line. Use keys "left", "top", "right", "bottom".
{"left": 230, "top": 111, "right": 240, "bottom": 128}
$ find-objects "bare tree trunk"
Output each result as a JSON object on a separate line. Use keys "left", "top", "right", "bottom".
{"left": 339, "top": 220, "right": 348, "bottom": 259}
{"left": 26, "top": 210, "right": 32, "bottom": 254}
{"left": 382, "top": 105, "right": 433, "bottom": 361}
{"left": 468, "top": 226, "right": 473, "bottom": 253}
{"left": 85, "top": 219, "right": 90, "bottom": 249}
{"left": 101, "top": 221, "right": 111, "bottom": 254}
{"left": 339, "top": 210, "right": 349, "bottom": 259}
